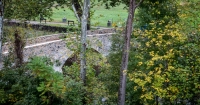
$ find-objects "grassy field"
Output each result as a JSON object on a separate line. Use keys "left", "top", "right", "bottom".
{"left": 51, "top": 4, "right": 128, "bottom": 27}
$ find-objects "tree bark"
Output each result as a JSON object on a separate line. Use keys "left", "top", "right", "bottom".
{"left": 80, "top": 0, "right": 90, "bottom": 90}
{"left": 118, "top": 0, "right": 143, "bottom": 105}
{"left": 0, "top": 0, "right": 4, "bottom": 62}
{"left": 80, "top": 0, "right": 90, "bottom": 104}
{"left": 14, "top": 30, "right": 24, "bottom": 67}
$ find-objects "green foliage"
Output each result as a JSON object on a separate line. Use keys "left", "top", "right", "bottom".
{"left": 0, "top": 56, "right": 67, "bottom": 105}
{"left": 135, "top": 0, "right": 179, "bottom": 28}
{"left": 63, "top": 63, "right": 84, "bottom": 105}
{"left": 4, "top": 0, "right": 68, "bottom": 21}
{"left": 27, "top": 57, "right": 66, "bottom": 104}
{"left": 104, "top": 0, "right": 200, "bottom": 104}
{"left": 2, "top": 26, "right": 26, "bottom": 67}
{"left": 1, "top": 1, "right": 199, "bottom": 105}
{"left": 178, "top": 0, "right": 200, "bottom": 33}
{"left": 5, "top": 0, "right": 47, "bottom": 20}
{"left": 1, "top": 54, "right": 102, "bottom": 105}
{"left": 98, "top": 30, "right": 121, "bottom": 104}
{"left": 129, "top": 19, "right": 200, "bottom": 104}
{"left": 103, "top": 30, "right": 144, "bottom": 104}
{"left": 3, "top": 26, "right": 26, "bottom": 43}
{"left": 0, "top": 65, "right": 42, "bottom": 105}
{"left": 62, "top": 49, "right": 109, "bottom": 104}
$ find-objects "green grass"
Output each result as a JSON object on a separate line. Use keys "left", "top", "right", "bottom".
{"left": 51, "top": 4, "right": 128, "bottom": 27}
{"left": 91, "top": 4, "right": 128, "bottom": 27}
{"left": 51, "top": 7, "right": 76, "bottom": 23}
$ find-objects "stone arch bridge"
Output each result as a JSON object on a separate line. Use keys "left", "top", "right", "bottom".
{"left": 2, "top": 28, "right": 115, "bottom": 72}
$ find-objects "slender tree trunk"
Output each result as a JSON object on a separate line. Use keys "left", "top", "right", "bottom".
{"left": 118, "top": 0, "right": 143, "bottom": 104}
{"left": 0, "top": 0, "right": 4, "bottom": 62}
{"left": 14, "top": 30, "right": 24, "bottom": 67}
{"left": 80, "top": 0, "right": 90, "bottom": 86}
{"left": 80, "top": 0, "right": 90, "bottom": 104}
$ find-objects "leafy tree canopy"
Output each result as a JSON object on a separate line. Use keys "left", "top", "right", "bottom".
{"left": 4, "top": 0, "right": 68, "bottom": 21}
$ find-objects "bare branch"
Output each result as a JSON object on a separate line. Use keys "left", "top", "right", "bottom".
{"left": 135, "top": 0, "right": 144, "bottom": 9}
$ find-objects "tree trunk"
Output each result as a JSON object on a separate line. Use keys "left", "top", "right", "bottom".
{"left": 0, "top": 0, "right": 4, "bottom": 62}
{"left": 118, "top": 0, "right": 143, "bottom": 104}
{"left": 80, "top": 0, "right": 90, "bottom": 104}
{"left": 14, "top": 30, "right": 24, "bottom": 67}
{"left": 80, "top": 0, "right": 90, "bottom": 86}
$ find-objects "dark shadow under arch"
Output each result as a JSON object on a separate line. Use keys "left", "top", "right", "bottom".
{"left": 62, "top": 54, "right": 79, "bottom": 67}
{"left": 62, "top": 48, "right": 102, "bottom": 76}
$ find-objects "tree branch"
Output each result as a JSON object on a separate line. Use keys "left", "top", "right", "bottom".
{"left": 135, "top": 0, "right": 143, "bottom": 9}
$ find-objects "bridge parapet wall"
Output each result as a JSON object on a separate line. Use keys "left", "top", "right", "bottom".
{"left": 87, "top": 28, "right": 115, "bottom": 35}
{"left": 25, "top": 28, "right": 115, "bottom": 45}
{"left": 26, "top": 34, "right": 63, "bottom": 46}
{"left": 23, "top": 40, "right": 70, "bottom": 61}
{"left": 2, "top": 28, "right": 115, "bottom": 53}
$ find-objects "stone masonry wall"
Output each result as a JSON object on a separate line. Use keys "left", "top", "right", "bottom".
{"left": 22, "top": 33, "right": 113, "bottom": 62}
{"left": 2, "top": 28, "right": 115, "bottom": 53}
{"left": 1, "top": 29, "right": 115, "bottom": 71}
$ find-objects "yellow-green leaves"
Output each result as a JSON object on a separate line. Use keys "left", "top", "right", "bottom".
{"left": 128, "top": 17, "right": 200, "bottom": 103}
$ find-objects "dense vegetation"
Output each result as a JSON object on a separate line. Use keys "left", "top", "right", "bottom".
{"left": 0, "top": 0, "right": 199, "bottom": 105}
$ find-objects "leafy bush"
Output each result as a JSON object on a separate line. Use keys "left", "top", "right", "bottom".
{"left": 0, "top": 57, "right": 66, "bottom": 105}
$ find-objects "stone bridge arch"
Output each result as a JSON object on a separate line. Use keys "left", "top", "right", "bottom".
{"left": 53, "top": 33, "right": 113, "bottom": 72}
{"left": 62, "top": 48, "right": 100, "bottom": 66}
{"left": 54, "top": 47, "right": 103, "bottom": 73}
